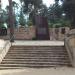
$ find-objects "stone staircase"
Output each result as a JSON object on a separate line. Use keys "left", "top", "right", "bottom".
{"left": 0, "top": 46, "right": 71, "bottom": 69}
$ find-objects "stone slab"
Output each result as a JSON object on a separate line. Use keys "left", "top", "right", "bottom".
{"left": 12, "top": 41, "right": 64, "bottom": 46}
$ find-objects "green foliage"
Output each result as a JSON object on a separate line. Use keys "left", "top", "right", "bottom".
{"left": 0, "top": 23, "right": 4, "bottom": 28}
{"left": 48, "top": 3, "right": 63, "bottom": 21}
{"left": 27, "top": 20, "right": 33, "bottom": 26}
{"left": 48, "top": 22, "right": 54, "bottom": 28}
{"left": 5, "top": 1, "right": 19, "bottom": 28}
{"left": 47, "top": 0, "right": 71, "bottom": 28}
{"left": 32, "top": 37, "right": 37, "bottom": 40}
{"left": 48, "top": 19, "right": 71, "bottom": 28}
{"left": 19, "top": 12, "right": 26, "bottom": 26}
{"left": 19, "top": 17, "right": 26, "bottom": 26}
{"left": 59, "top": 19, "right": 71, "bottom": 27}
{"left": 19, "top": 0, "right": 43, "bottom": 25}
{"left": 53, "top": 23, "right": 61, "bottom": 28}
{"left": 63, "top": 0, "right": 75, "bottom": 18}
{"left": 39, "top": 4, "right": 48, "bottom": 17}
{"left": 20, "top": 0, "right": 42, "bottom": 14}
{"left": 22, "top": 0, "right": 42, "bottom": 12}
{"left": 0, "top": 9, "right": 8, "bottom": 28}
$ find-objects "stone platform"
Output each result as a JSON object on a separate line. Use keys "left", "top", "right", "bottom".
{"left": 12, "top": 41, "right": 64, "bottom": 46}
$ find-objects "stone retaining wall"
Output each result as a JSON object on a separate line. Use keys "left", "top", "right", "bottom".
{"left": 0, "top": 26, "right": 70, "bottom": 40}
{"left": 16, "top": 26, "right": 69, "bottom": 40}
{"left": 14, "top": 26, "right": 36, "bottom": 40}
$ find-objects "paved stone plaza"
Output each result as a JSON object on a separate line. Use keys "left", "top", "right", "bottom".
{"left": 0, "top": 68, "right": 75, "bottom": 75}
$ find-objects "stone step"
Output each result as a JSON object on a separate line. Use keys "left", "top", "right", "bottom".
{"left": 5, "top": 54, "right": 69, "bottom": 57}
{"left": 4, "top": 58, "right": 69, "bottom": 60}
{"left": 2, "top": 60, "right": 70, "bottom": 64}
{"left": 0, "top": 65, "right": 70, "bottom": 69}
{"left": 6, "top": 52, "right": 68, "bottom": 55}
{"left": 6, "top": 53, "right": 68, "bottom": 57}
{"left": 10, "top": 46, "right": 64, "bottom": 48}
{"left": 4, "top": 56, "right": 69, "bottom": 59}
{"left": 2, "top": 57, "right": 69, "bottom": 61}
{"left": 0, "top": 46, "right": 71, "bottom": 69}
{"left": 9, "top": 47, "right": 65, "bottom": 49}
{"left": 0, "top": 64, "right": 71, "bottom": 70}
{"left": 7, "top": 52, "right": 67, "bottom": 55}
{"left": 9, "top": 48, "right": 66, "bottom": 50}
{"left": 0, "top": 63, "right": 70, "bottom": 67}
{"left": 8, "top": 51, "right": 66, "bottom": 53}
{"left": 0, "top": 67, "right": 24, "bottom": 70}
{"left": 10, "top": 46, "right": 65, "bottom": 48}
{"left": 9, "top": 49, "right": 66, "bottom": 52}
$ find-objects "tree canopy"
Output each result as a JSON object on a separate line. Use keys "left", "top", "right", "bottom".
{"left": 2, "top": 0, "right": 72, "bottom": 28}
{"left": 63, "top": 0, "right": 75, "bottom": 28}
{"left": 20, "top": 0, "right": 42, "bottom": 14}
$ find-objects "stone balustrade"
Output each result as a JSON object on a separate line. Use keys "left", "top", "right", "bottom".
{"left": 0, "top": 40, "right": 11, "bottom": 63}
{"left": 65, "top": 29, "right": 75, "bottom": 67}
{"left": 0, "top": 26, "right": 70, "bottom": 40}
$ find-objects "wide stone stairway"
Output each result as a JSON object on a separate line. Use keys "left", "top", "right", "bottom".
{"left": 0, "top": 46, "right": 71, "bottom": 69}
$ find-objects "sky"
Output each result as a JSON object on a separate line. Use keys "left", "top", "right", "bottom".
{"left": 43, "top": 0, "right": 55, "bottom": 7}
{"left": 1, "top": 0, "right": 55, "bottom": 9}
{"left": 2, "top": 0, "right": 19, "bottom": 9}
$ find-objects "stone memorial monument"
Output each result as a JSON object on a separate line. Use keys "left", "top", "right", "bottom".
{"left": 35, "top": 15, "right": 50, "bottom": 40}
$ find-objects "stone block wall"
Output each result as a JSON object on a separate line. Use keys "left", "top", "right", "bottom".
{"left": 0, "top": 26, "right": 70, "bottom": 40}
{"left": 14, "top": 26, "right": 36, "bottom": 40}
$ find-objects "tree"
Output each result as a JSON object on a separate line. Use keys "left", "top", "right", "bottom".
{"left": 39, "top": 4, "right": 48, "bottom": 17}
{"left": 19, "top": 11, "right": 26, "bottom": 26}
{"left": 5, "top": 6, "right": 10, "bottom": 27}
{"left": 0, "top": 10, "right": 6, "bottom": 28}
{"left": 21, "top": 0, "right": 42, "bottom": 13}
{"left": 46, "top": 0, "right": 70, "bottom": 28}
{"left": 12, "top": 1, "right": 19, "bottom": 28}
{"left": 63, "top": 0, "right": 75, "bottom": 29}
{"left": 47, "top": 1, "right": 63, "bottom": 23}
{"left": 19, "top": 0, "right": 26, "bottom": 26}
{"left": 6, "top": 6, "right": 9, "bottom": 13}
{"left": 19, "top": 0, "right": 43, "bottom": 24}
{"left": 5, "top": 1, "right": 19, "bottom": 28}
{"left": 0, "top": 1, "right": 8, "bottom": 28}
{"left": 8, "top": 0, "right": 14, "bottom": 42}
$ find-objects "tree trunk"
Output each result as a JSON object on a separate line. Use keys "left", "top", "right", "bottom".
{"left": 0, "top": 0, "right": 1, "bottom": 9}
{"left": 8, "top": 0, "right": 14, "bottom": 42}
